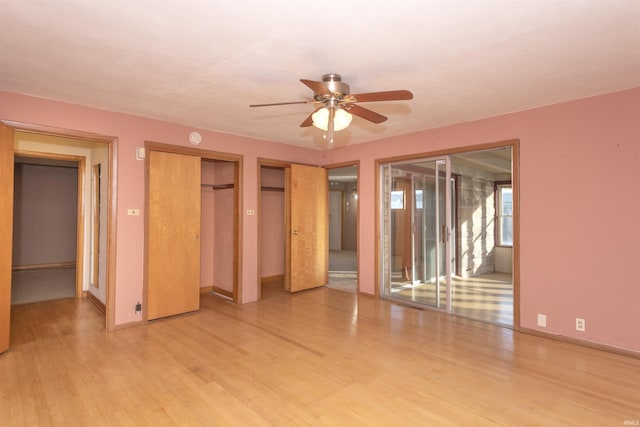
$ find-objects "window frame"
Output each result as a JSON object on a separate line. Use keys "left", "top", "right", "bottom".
{"left": 495, "top": 181, "right": 513, "bottom": 248}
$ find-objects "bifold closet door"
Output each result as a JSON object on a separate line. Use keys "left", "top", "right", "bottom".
{"left": 147, "top": 150, "right": 201, "bottom": 320}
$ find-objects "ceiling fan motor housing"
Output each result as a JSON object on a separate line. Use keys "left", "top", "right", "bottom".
{"left": 320, "top": 73, "right": 350, "bottom": 97}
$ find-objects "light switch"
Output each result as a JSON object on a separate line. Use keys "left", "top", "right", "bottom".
{"left": 127, "top": 209, "right": 140, "bottom": 216}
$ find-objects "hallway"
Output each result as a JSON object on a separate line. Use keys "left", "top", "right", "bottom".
{"left": 328, "top": 250, "right": 357, "bottom": 293}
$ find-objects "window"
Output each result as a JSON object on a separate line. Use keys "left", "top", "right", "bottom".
{"left": 391, "top": 190, "right": 405, "bottom": 209}
{"left": 415, "top": 189, "right": 423, "bottom": 209}
{"left": 496, "top": 184, "right": 513, "bottom": 247}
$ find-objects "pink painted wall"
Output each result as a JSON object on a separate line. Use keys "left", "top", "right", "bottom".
{"left": 325, "top": 87, "right": 640, "bottom": 353}
{"left": 2, "top": 88, "right": 638, "bottom": 353}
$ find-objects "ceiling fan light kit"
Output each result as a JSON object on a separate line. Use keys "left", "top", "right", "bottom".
{"left": 311, "top": 107, "right": 352, "bottom": 131}
{"left": 250, "top": 73, "right": 413, "bottom": 143}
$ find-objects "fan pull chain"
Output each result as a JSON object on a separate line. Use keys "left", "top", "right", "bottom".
{"left": 327, "top": 106, "right": 335, "bottom": 143}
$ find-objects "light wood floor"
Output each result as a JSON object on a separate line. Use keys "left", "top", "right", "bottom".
{"left": 391, "top": 272, "right": 513, "bottom": 326}
{"left": 451, "top": 273, "right": 513, "bottom": 326}
{"left": 2, "top": 290, "right": 639, "bottom": 426}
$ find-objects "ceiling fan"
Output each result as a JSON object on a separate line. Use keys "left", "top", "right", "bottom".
{"left": 249, "top": 73, "right": 413, "bottom": 143}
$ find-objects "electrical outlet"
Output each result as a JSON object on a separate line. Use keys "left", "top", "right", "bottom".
{"left": 537, "top": 314, "right": 547, "bottom": 327}
{"left": 135, "top": 302, "right": 142, "bottom": 315}
{"left": 576, "top": 318, "right": 586, "bottom": 332}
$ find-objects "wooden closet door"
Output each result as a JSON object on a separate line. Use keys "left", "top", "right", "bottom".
{"left": 147, "top": 151, "right": 201, "bottom": 320}
{"left": 286, "top": 164, "right": 328, "bottom": 293}
{"left": 0, "top": 122, "right": 14, "bottom": 353}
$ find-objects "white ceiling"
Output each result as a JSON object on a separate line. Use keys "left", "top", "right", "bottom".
{"left": 1, "top": 1, "right": 638, "bottom": 150}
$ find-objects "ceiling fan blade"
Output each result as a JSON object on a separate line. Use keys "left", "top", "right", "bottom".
{"left": 300, "top": 106, "right": 324, "bottom": 127}
{"left": 349, "top": 90, "right": 413, "bottom": 103}
{"left": 250, "top": 100, "right": 313, "bottom": 107}
{"left": 300, "top": 79, "right": 331, "bottom": 96}
{"left": 347, "top": 104, "right": 387, "bottom": 124}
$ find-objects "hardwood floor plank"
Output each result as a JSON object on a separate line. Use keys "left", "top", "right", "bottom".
{"left": 2, "top": 292, "right": 639, "bottom": 426}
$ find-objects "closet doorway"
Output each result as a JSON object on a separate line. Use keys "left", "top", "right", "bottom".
{"left": 258, "top": 162, "right": 286, "bottom": 299}
{"left": 379, "top": 142, "right": 518, "bottom": 328}
{"left": 200, "top": 159, "right": 238, "bottom": 301}
{"left": 258, "top": 160, "right": 330, "bottom": 299}
{"left": 144, "top": 142, "right": 240, "bottom": 321}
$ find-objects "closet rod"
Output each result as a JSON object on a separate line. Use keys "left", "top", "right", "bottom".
{"left": 201, "top": 183, "right": 234, "bottom": 190}
{"left": 261, "top": 186, "right": 284, "bottom": 192}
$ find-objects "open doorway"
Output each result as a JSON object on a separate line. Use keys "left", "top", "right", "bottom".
{"left": 449, "top": 148, "right": 514, "bottom": 326}
{"left": 11, "top": 132, "right": 110, "bottom": 312}
{"left": 144, "top": 142, "right": 241, "bottom": 321}
{"left": 2, "top": 123, "right": 116, "bottom": 352}
{"left": 0, "top": 126, "right": 116, "bottom": 344}
{"left": 327, "top": 165, "right": 358, "bottom": 293}
{"left": 379, "top": 144, "right": 517, "bottom": 328}
{"left": 12, "top": 155, "right": 80, "bottom": 304}
{"left": 200, "top": 158, "right": 238, "bottom": 301}
{"left": 258, "top": 160, "right": 332, "bottom": 298}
